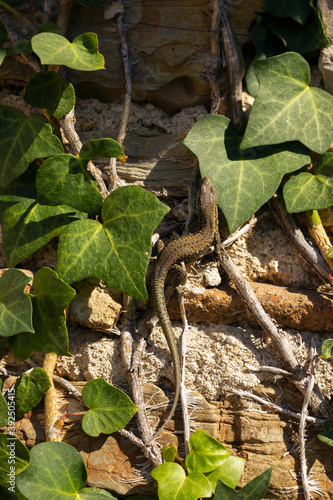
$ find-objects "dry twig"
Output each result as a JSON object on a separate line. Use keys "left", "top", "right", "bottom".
{"left": 217, "top": 246, "right": 330, "bottom": 419}
{"left": 269, "top": 195, "right": 333, "bottom": 285}
{"left": 299, "top": 342, "right": 317, "bottom": 500}
{"left": 106, "top": 0, "right": 132, "bottom": 190}
{"left": 223, "top": 387, "right": 324, "bottom": 425}
{"left": 179, "top": 290, "right": 190, "bottom": 456}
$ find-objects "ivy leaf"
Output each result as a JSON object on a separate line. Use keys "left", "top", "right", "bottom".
{"left": 9, "top": 267, "right": 75, "bottom": 360}
{"left": 0, "top": 392, "right": 8, "bottom": 427}
{"left": 0, "top": 168, "right": 87, "bottom": 267}
{"left": 183, "top": 114, "right": 309, "bottom": 232}
{"left": 56, "top": 185, "right": 169, "bottom": 300}
{"left": 185, "top": 429, "right": 229, "bottom": 474}
{"left": 36, "top": 154, "right": 103, "bottom": 215}
{"left": 24, "top": 71, "right": 75, "bottom": 119}
{"left": 81, "top": 378, "right": 139, "bottom": 437}
{"left": 214, "top": 468, "right": 272, "bottom": 499}
{"left": 0, "top": 106, "right": 63, "bottom": 186}
{"left": 161, "top": 444, "right": 178, "bottom": 463}
{"left": 151, "top": 463, "right": 212, "bottom": 500}
{"left": 241, "top": 53, "right": 333, "bottom": 154}
{"left": 78, "top": 488, "right": 118, "bottom": 499}
{"left": 6, "top": 38, "right": 32, "bottom": 55}
{"left": 317, "top": 420, "right": 333, "bottom": 447}
{"left": 16, "top": 442, "right": 87, "bottom": 499}
{"left": 31, "top": 32, "right": 105, "bottom": 71}
{"left": 205, "top": 456, "right": 245, "bottom": 491}
{"left": 14, "top": 367, "right": 51, "bottom": 418}
{"left": 36, "top": 138, "right": 126, "bottom": 215}
{"left": 0, "top": 23, "right": 6, "bottom": 65}
{"left": 321, "top": 338, "right": 333, "bottom": 360}
{"left": 283, "top": 152, "right": 333, "bottom": 213}
{"left": 0, "top": 269, "right": 33, "bottom": 337}
{"left": 261, "top": 0, "right": 311, "bottom": 24}
{"left": 264, "top": 10, "right": 330, "bottom": 56}
{"left": 2, "top": 197, "right": 87, "bottom": 268}
{"left": 245, "top": 20, "right": 283, "bottom": 98}
{"left": 0, "top": 433, "right": 30, "bottom": 499}
{"left": 79, "top": 138, "right": 126, "bottom": 161}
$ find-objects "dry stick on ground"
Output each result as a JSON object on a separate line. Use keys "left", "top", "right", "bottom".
{"left": 120, "top": 295, "right": 162, "bottom": 466}
{"left": 217, "top": 245, "right": 331, "bottom": 419}
{"left": 299, "top": 341, "right": 317, "bottom": 500}
{"left": 107, "top": 0, "right": 132, "bottom": 191}
{"left": 223, "top": 387, "right": 325, "bottom": 425}
{"left": 269, "top": 195, "right": 333, "bottom": 285}
{"left": 179, "top": 289, "right": 191, "bottom": 456}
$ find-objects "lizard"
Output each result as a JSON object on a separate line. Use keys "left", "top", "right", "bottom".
{"left": 152, "top": 176, "right": 219, "bottom": 437}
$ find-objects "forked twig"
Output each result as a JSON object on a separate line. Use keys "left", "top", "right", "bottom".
{"left": 217, "top": 245, "right": 330, "bottom": 419}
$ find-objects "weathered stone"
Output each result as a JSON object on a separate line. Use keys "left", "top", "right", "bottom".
{"left": 68, "top": 279, "right": 123, "bottom": 332}
{"left": 65, "top": 0, "right": 263, "bottom": 111}
{"left": 318, "top": 0, "right": 333, "bottom": 93}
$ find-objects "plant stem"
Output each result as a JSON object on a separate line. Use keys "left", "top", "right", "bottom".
{"left": 306, "top": 209, "right": 333, "bottom": 271}
{"left": 306, "top": 209, "right": 322, "bottom": 226}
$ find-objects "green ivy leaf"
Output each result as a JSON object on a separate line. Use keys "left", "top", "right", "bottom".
{"left": 14, "top": 367, "right": 51, "bottom": 418}
{"left": 0, "top": 433, "right": 30, "bottom": 499}
{"left": 81, "top": 378, "right": 139, "bottom": 437}
{"left": 79, "top": 138, "right": 126, "bottom": 162}
{"left": 0, "top": 167, "right": 37, "bottom": 217}
{"left": 31, "top": 33, "right": 105, "bottom": 71}
{"left": 56, "top": 185, "right": 169, "bottom": 300}
{"left": 283, "top": 152, "right": 333, "bottom": 213}
{"left": 151, "top": 463, "right": 212, "bottom": 500}
{"left": 0, "top": 106, "right": 63, "bottom": 186}
{"left": 245, "top": 20, "right": 282, "bottom": 98}
{"left": 36, "top": 154, "right": 103, "bottom": 215}
{"left": 0, "top": 49, "right": 5, "bottom": 66}
{"left": 2, "top": 197, "right": 87, "bottom": 268}
{"left": 6, "top": 38, "right": 32, "bottom": 56}
{"left": 264, "top": 10, "right": 330, "bottom": 56}
{"left": 9, "top": 267, "right": 75, "bottom": 360}
{"left": 214, "top": 468, "right": 272, "bottom": 499}
{"left": 0, "top": 167, "right": 87, "bottom": 267}
{"left": 0, "top": 391, "right": 8, "bottom": 426}
{"left": 0, "top": 269, "right": 33, "bottom": 337}
{"left": 161, "top": 444, "right": 178, "bottom": 462}
{"left": 79, "top": 488, "right": 118, "bottom": 499}
{"left": 321, "top": 338, "right": 333, "bottom": 359}
{"left": 206, "top": 456, "right": 245, "bottom": 491}
{"left": 16, "top": 442, "right": 87, "bottom": 499}
{"left": 185, "top": 429, "right": 229, "bottom": 474}
{"left": 24, "top": 71, "right": 75, "bottom": 119}
{"left": 317, "top": 420, "right": 333, "bottom": 447}
{"left": 262, "top": 0, "right": 311, "bottom": 24}
{"left": 328, "top": 247, "right": 333, "bottom": 259}
{"left": 0, "top": 22, "right": 7, "bottom": 65}
{"left": 241, "top": 53, "right": 333, "bottom": 154}
{"left": 183, "top": 114, "right": 309, "bottom": 232}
